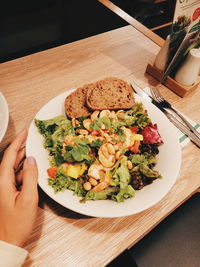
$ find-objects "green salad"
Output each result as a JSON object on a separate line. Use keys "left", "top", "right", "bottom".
{"left": 35, "top": 102, "right": 163, "bottom": 203}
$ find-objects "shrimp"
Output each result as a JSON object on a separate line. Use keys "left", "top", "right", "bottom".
{"left": 88, "top": 163, "right": 108, "bottom": 180}
{"left": 98, "top": 144, "right": 116, "bottom": 168}
{"left": 92, "top": 171, "right": 111, "bottom": 192}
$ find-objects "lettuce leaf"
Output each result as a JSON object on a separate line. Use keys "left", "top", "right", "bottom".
{"left": 111, "top": 185, "right": 135, "bottom": 202}
{"left": 63, "top": 143, "right": 94, "bottom": 163}
{"left": 110, "top": 162, "right": 130, "bottom": 189}
{"left": 125, "top": 103, "right": 151, "bottom": 129}
{"left": 139, "top": 163, "right": 161, "bottom": 178}
{"left": 129, "top": 152, "right": 156, "bottom": 166}
{"left": 82, "top": 187, "right": 119, "bottom": 201}
{"left": 48, "top": 174, "right": 86, "bottom": 197}
{"left": 35, "top": 116, "right": 74, "bottom": 165}
{"left": 109, "top": 156, "right": 135, "bottom": 202}
{"left": 35, "top": 115, "right": 72, "bottom": 137}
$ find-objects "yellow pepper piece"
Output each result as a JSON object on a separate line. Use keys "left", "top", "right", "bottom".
{"left": 132, "top": 134, "right": 143, "bottom": 141}
{"left": 65, "top": 163, "right": 88, "bottom": 179}
{"left": 78, "top": 163, "right": 88, "bottom": 176}
{"left": 66, "top": 165, "right": 80, "bottom": 179}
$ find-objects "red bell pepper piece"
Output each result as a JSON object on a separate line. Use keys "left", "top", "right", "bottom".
{"left": 47, "top": 166, "right": 58, "bottom": 178}
{"left": 130, "top": 140, "right": 140, "bottom": 154}
{"left": 130, "top": 126, "right": 138, "bottom": 134}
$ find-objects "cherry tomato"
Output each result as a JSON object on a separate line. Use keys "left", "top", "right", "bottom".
{"left": 47, "top": 166, "right": 58, "bottom": 178}
{"left": 130, "top": 126, "right": 138, "bottom": 134}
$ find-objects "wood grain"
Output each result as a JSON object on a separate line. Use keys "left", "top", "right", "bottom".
{"left": 150, "top": 22, "right": 172, "bottom": 31}
{"left": 146, "top": 63, "right": 200, "bottom": 97}
{"left": 0, "top": 25, "right": 200, "bottom": 267}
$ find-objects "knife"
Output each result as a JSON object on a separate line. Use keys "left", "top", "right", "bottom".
{"left": 131, "top": 81, "right": 165, "bottom": 110}
{"left": 130, "top": 81, "right": 200, "bottom": 148}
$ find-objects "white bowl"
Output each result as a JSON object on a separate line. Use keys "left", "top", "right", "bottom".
{"left": 0, "top": 92, "right": 9, "bottom": 143}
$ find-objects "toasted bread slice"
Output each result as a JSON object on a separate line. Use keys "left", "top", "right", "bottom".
{"left": 86, "top": 77, "right": 134, "bottom": 110}
{"left": 65, "top": 86, "right": 92, "bottom": 118}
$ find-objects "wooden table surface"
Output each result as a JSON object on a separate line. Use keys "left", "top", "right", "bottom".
{"left": 0, "top": 25, "right": 200, "bottom": 267}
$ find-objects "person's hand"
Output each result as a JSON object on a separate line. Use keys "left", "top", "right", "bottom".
{"left": 0, "top": 129, "right": 38, "bottom": 247}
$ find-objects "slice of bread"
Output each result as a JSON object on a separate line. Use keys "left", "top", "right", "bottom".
{"left": 86, "top": 77, "right": 134, "bottom": 110}
{"left": 65, "top": 86, "right": 92, "bottom": 118}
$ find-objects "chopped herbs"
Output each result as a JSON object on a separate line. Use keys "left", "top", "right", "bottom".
{"left": 90, "top": 139, "right": 103, "bottom": 149}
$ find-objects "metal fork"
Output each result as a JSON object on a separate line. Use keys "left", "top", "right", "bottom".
{"left": 150, "top": 87, "right": 200, "bottom": 139}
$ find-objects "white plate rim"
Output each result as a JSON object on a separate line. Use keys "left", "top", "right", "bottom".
{"left": 26, "top": 89, "right": 182, "bottom": 218}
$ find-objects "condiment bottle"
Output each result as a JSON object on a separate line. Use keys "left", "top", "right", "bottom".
{"left": 175, "top": 48, "right": 200, "bottom": 86}
{"left": 154, "top": 35, "right": 170, "bottom": 71}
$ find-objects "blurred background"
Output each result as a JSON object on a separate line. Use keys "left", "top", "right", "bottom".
{"left": 0, "top": 0, "right": 176, "bottom": 63}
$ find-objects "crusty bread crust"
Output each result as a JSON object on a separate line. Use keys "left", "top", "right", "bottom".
{"left": 65, "top": 86, "right": 92, "bottom": 118}
{"left": 86, "top": 77, "right": 134, "bottom": 110}
{"left": 65, "top": 77, "right": 135, "bottom": 118}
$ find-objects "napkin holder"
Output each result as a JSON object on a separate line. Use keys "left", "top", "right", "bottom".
{"left": 145, "top": 63, "right": 200, "bottom": 97}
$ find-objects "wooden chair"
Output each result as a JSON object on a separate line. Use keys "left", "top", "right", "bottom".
{"left": 97, "top": 0, "right": 164, "bottom": 47}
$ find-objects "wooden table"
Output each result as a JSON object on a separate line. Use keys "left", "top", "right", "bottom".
{"left": 0, "top": 25, "right": 200, "bottom": 267}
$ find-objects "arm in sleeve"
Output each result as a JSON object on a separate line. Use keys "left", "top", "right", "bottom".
{"left": 0, "top": 240, "right": 28, "bottom": 267}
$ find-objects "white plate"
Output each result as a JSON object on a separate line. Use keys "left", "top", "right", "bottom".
{"left": 26, "top": 89, "right": 181, "bottom": 218}
{"left": 0, "top": 92, "right": 9, "bottom": 143}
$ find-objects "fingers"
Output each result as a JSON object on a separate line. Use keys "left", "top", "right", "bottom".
{"left": 19, "top": 156, "right": 38, "bottom": 204}
{"left": 14, "top": 148, "right": 26, "bottom": 171}
{"left": 16, "top": 170, "right": 23, "bottom": 185}
{"left": 1, "top": 129, "right": 28, "bottom": 176}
